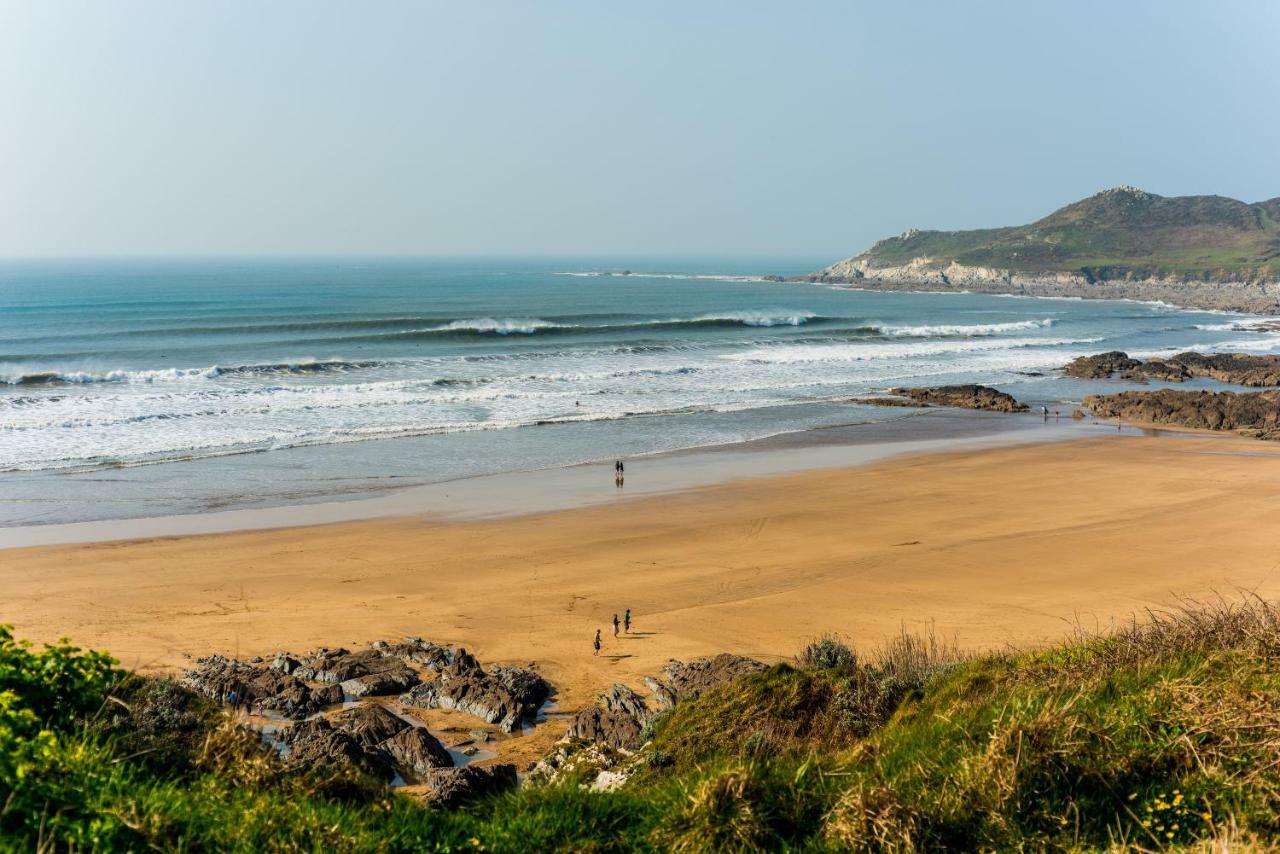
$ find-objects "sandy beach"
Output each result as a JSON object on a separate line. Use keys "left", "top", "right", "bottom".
{"left": 5, "top": 431, "right": 1280, "bottom": 717}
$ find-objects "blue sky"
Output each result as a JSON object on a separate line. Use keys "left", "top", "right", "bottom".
{"left": 2, "top": 1, "right": 1278, "bottom": 258}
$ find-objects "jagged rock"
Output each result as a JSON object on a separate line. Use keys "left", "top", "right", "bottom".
{"left": 425, "top": 764, "right": 518, "bottom": 809}
{"left": 372, "top": 637, "right": 453, "bottom": 670}
{"left": 183, "top": 655, "right": 341, "bottom": 719}
{"left": 1064, "top": 351, "right": 1143, "bottom": 379}
{"left": 284, "top": 718, "right": 396, "bottom": 781}
{"left": 341, "top": 665, "right": 420, "bottom": 698}
{"left": 399, "top": 649, "right": 550, "bottom": 732}
{"left": 1084, "top": 389, "right": 1280, "bottom": 438}
{"left": 270, "top": 653, "right": 301, "bottom": 674}
{"left": 329, "top": 704, "right": 407, "bottom": 748}
{"left": 565, "top": 684, "right": 653, "bottom": 750}
{"left": 645, "top": 654, "right": 769, "bottom": 709}
{"left": 886, "top": 385, "right": 1028, "bottom": 413}
{"left": 1065, "top": 351, "right": 1280, "bottom": 386}
{"left": 1124, "top": 360, "right": 1190, "bottom": 382}
{"left": 1164, "top": 352, "right": 1280, "bottom": 387}
{"left": 286, "top": 704, "right": 452, "bottom": 783}
{"left": 382, "top": 727, "right": 454, "bottom": 779}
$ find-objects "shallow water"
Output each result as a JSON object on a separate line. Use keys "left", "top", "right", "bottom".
{"left": 3, "top": 257, "right": 1274, "bottom": 527}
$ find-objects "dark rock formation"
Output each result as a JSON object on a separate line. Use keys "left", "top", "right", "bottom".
{"left": 565, "top": 684, "right": 654, "bottom": 751}
{"left": 285, "top": 704, "right": 452, "bottom": 783}
{"left": 856, "top": 396, "right": 930, "bottom": 408}
{"left": 184, "top": 655, "right": 342, "bottom": 719}
{"left": 1084, "top": 389, "right": 1280, "bottom": 438}
{"left": 425, "top": 764, "right": 518, "bottom": 809}
{"left": 1063, "top": 351, "right": 1142, "bottom": 379}
{"left": 372, "top": 637, "right": 453, "bottom": 670}
{"left": 884, "top": 385, "right": 1028, "bottom": 413}
{"left": 330, "top": 704, "right": 406, "bottom": 748}
{"left": 645, "top": 654, "right": 769, "bottom": 709}
{"left": 382, "top": 727, "right": 455, "bottom": 778}
{"left": 399, "top": 649, "right": 551, "bottom": 732}
{"left": 1165, "top": 352, "right": 1280, "bottom": 387}
{"left": 340, "top": 667, "right": 420, "bottom": 699}
{"left": 285, "top": 718, "right": 396, "bottom": 781}
{"left": 294, "top": 648, "right": 421, "bottom": 696}
{"left": 1126, "top": 359, "right": 1191, "bottom": 382}
{"left": 1064, "top": 351, "right": 1280, "bottom": 387}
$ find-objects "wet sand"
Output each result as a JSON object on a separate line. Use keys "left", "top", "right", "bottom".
{"left": 5, "top": 431, "right": 1280, "bottom": 765}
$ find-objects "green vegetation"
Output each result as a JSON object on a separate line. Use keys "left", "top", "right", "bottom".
{"left": 847, "top": 187, "right": 1280, "bottom": 280}
{"left": 8, "top": 600, "right": 1280, "bottom": 850}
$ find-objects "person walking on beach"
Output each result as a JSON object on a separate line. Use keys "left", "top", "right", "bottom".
{"left": 612, "top": 613, "right": 620, "bottom": 638}
{"left": 624, "top": 608, "right": 631, "bottom": 633}
{"left": 593, "top": 629, "right": 602, "bottom": 656}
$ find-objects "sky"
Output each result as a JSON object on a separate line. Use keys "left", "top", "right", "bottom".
{"left": 2, "top": 1, "right": 1279, "bottom": 259}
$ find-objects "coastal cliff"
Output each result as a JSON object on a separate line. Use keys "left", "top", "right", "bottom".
{"left": 801, "top": 187, "right": 1280, "bottom": 313}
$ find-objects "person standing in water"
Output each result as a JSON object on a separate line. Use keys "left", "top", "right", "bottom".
{"left": 593, "top": 629, "right": 602, "bottom": 656}
{"left": 623, "top": 609, "right": 631, "bottom": 633}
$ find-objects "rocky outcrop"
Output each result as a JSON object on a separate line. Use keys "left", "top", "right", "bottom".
{"left": 294, "top": 648, "right": 421, "bottom": 695}
{"left": 1064, "top": 351, "right": 1143, "bottom": 379}
{"left": 184, "top": 655, "right": 342, "bottom": 719}
{"left": 1083, "top": 389, "right": 1280, "bottom": 438}
{"left": 381, "top": 727, "right": 455, "bottom": 779}
{"left": 425, "top": 764, "right": 518, "bottom": 809}
{"left": 856, "top": 396, "right": 930, "bottom": 408}
{"left": 372, "top": 637, "right": 453, "bottom": 670}
{"left": 284, "top": 704, "right": 452, "bottom": 783}
{"left": 1164, "top": 353, "right": 1280, "bottom": 387}
{"left": 1064, "top": 351, "right": 1280, "bottom": 387}
{"left": 876, "top": 385, "right": 1028, "bottom": 413}
{"left": 645, "top": 654, "right": 769, "bottom": 709}
{"left": 399, "top": 649, "right": 551, "bottom": 732}
{"left": 565, "top": 684, "right": 655, "bottom": 751}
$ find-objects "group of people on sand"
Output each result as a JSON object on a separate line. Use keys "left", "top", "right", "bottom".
{"left": 593, "top": 608, "right": 632, "bottom": 655}
{"left": 613, "top": 458, "right": 625, "bottom": 488}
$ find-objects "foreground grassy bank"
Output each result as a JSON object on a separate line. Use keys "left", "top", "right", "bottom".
{"left": 5, "top": 599, "right": 1280, "bottom": 851}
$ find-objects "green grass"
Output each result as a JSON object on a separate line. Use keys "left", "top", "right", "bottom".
{"left": 7, "top": 599, "right": 1280, "bottom": 850}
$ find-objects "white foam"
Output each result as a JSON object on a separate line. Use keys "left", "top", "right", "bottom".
{"left": 875, "top": 318, "right": 1056, "bottom": 337}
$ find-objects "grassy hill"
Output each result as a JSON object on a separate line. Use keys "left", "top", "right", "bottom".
{"left": 822, "top": 187, "right": 1280, "bottom": 282}
{"left": 8, "top": 599, "right": 1280, "bottom": 851}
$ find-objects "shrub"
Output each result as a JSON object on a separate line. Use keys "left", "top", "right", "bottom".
{"left": 799, "top": 634, "right": 856, "bottom": 670}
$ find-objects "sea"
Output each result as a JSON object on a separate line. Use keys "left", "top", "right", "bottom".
{"left": 3, "top": 257, "right": 1277, "bottom": 528}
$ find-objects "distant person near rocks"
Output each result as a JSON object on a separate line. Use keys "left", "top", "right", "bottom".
{"left": 593, "top": 630, "right": 602, "bottom": 656}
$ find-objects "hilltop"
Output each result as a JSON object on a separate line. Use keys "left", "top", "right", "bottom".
{"left": 805, "top": 187, "right": 1280, "bottom": 312}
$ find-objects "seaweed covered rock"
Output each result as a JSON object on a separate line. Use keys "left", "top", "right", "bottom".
{"left": 399, "top": 649, "right": 550, "bottom": 732}
{"left": 1063, "top": 351, "right": 1143, "bottom": 379}
{"left": 1084, "top": 389, "right": 1280, "bottom": 437}
{"left": 885, "top": 385, "right": 1028, "bottom": 413}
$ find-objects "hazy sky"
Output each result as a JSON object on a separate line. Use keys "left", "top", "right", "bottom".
{"left": 3, "top": 1, "right": 1278, "bottom": 259}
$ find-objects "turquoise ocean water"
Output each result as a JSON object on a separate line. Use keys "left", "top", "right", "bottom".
{"left": 2, "top": 257, "right": 1275, "bottom": 526}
